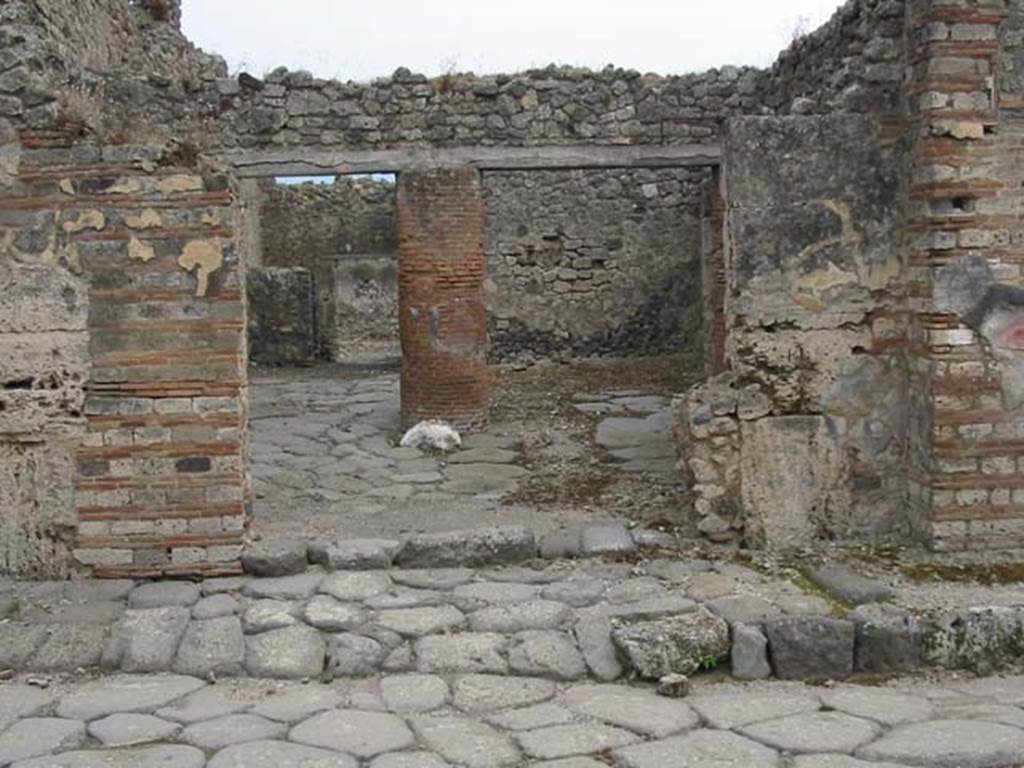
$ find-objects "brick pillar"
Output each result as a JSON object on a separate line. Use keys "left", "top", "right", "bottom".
{"left": 397, "top": 167, "right": 490, "bottom": 432}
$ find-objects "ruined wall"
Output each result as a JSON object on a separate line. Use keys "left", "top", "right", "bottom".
{"left": 247, "top": 267, "right": 317, "bottom": 366}
{"left": 903, "top": 0, "right": 1024, "bottom": 551}
{"left": 483, "top": 167, "right": 707, "bottom": 361}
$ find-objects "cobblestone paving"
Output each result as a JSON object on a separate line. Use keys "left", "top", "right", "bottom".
{"left": 4, "top": 671, "right": 1024, "bottom": 766}
{"left": 249, "top": 368, "right": 679, "bottom": 542}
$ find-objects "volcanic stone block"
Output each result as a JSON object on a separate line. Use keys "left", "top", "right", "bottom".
{"left": 765, "top": 616, "right": 855, "bottom": 680}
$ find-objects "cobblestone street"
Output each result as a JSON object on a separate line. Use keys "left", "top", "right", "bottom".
{"left": 4, "top": 670, "right": 1024, "bottom": 766}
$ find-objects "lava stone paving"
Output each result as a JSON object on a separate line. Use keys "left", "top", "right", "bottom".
{"left": 4, "top": 672, "right": 1024, "bottom": 767}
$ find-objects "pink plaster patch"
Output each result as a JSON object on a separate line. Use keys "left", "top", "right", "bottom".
{"left": 994, "top": 319, "right": 1024, "bottom": 350}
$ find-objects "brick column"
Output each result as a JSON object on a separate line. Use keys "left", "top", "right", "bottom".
{"left": 397, "top": 167, "right": 490, "bottom": 432}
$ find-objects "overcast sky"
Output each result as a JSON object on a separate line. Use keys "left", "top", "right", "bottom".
{"left": 183, "top": 1, "right": 845, "bottom": 84}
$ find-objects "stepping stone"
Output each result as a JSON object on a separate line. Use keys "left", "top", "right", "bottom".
{"left": 87, "top": 713, "right": 181, "bottom": 746}
{"left": 740, "top": 711, "right": 882, "bottom": 754}
{"left": 416, "top": 634, "right": 509, "bottom": 675}
{"left": 173, "top": 616, "right": 245, "bottom": 678}
{"left": 380, "top": 674, "right": 450, "bottom": 713}
{"left": 56, "top": 675, "right": 206, "bottom": 720}
{"left": 689, "top": 692, "right": 821, "bottom": 730}
{"left": 0, "top": 717, "right": 86, "bottom": 765}
{"left": 290, "top": 710, "right": 415, "bottom": 759}
{"left": 517, "top": 723, "right": 640, "bottom": 760}
{"left": 411, "top": 716, "right": 521, "bottom": 768}
{"left": 397, "top": 527, "right": 536, "bottom": 568}
{"left": 182, "top": 713, "right": 286, "bottom": 750}
{"left": 615, "top": 730, "right": 779, "bottom": 768}
{"left": 241, "top": 539, "right": 308, "bottom": 577}
{"left": 244, "top": 625, "right": 325, "bottom": 679}
{"left": 13, "top": 745, "right": 207, "bottom": 768}
{"left": 452, "top": 675, "right": 555, "bottom": 714}
{"left": 563, "top": 684, "right": 699, "bottom": 738}
{"left": 856, "top": 719, "right": 1024, "bottom": 767}
{"left": 206, "top": 740, "right": 357, "bottom": 768}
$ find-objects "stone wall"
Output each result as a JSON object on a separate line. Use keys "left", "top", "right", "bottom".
{"left": 483, "top": 167, "right": 707, "bottom": 361}
{"left": 247, "top": 267, "right": 317, "bottom": 365}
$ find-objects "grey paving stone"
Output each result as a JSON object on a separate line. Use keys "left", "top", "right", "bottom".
{"left": 242, "top": 600, "right": 300, "bottom": 634}
{"left": 319, "top": 571, "right": 392, "bottom": 601}
{"left": 241, "top": 539, "right": 308, "bottom": 577}
{"left": 396, "top": 526, "right": 536, "bottom": 568}
{"left": 128, "top": 582, "right": 200, "bottom": 609}
{"left": 155, "top": 686, "right": 250, "bottom": 724}
{"left": 538, "top": 530, "right": 582, "bottom": 560}
{"left": 13, "top": 745, "right": 207, "bottom": 768}
{"left": 821, "top": 688, "right": 935, "bottom": 726}
{"left": 375, "top": 605, "right": 466, "bottom": 637}
{"left": 303, "top": 596, "right": 368, "bottom": 631}
{"left": 311, "top": 539, "right": 402, "bottom": 571}
{"left": 731, "top": 622, "right": 772, "bottom": 680}
{"left": 807, "top": 565, "right": 893, "bottom": 606}
{"left": 852, "top": 603, "right": 920, "bottom": 674}
{"left": 0, "top": 625, "right": 48, "bottom": 669}
{"left": 948, "top": 675, "right": 1024, "bottom": 705}
{"left": 686, "top": 573, "right": 736, "bottom": 601}
{"left": 563, "top": 684, "right": 699, "bottom": 738}
{"left": 485, "top": 702, "right": 575, "bottom": 731}
{"left": 483, "top": 566, "right": 563, "bottom": 585}
{"left": 794, "top": 756, "right": 914, "bottom": 768}
{"left": 21, "top": 602, "right": 125, "bottom": 627}
{"left": 182, "top": 713, "right": 286, "bottom": 750}
{"left": 452, "top": 675, "right": 556, "bottom": 714}
{"left": 65, "top": 580, "right": 135, "bottom": 603}
{"left": 855, "top": 719, "right": 1024, "bottom": 767}
{"left": 595, "top": 595, "right": 697, "bottom": 620}
{"left": 391, "top": 568, "right": 475, "bottom": 590}
{"left": 380, "top": 674, "right": 450, "bottom": 713}
{"left": 580, "top": 522, "right": 635, "bottom": 555}
{"left": 0, "top": 717, "right": 85, "bottom": 765}
{"left": 202, "top": 577, "right": 249, "bottom": 596}
{"left": 452, "top": 582, "right": 540, "bottom": 610}
{"left": 508, "top": 630, "right": 587, "bottom": 681}
{"left": 87, "top": 713, "right": 181, "bottom": 746}
{"left": 469, "top": 601, "right": 572, "bottom": 633}
{"left": 206, "top": 740, "right": 357, "bottom": 768}
{"left": 249, "top": 686, "right": 344, "bottom": 723}
{"left": 55, "top": 675, "right": 206, "bottom": 721}
{"left": 532, "top": 759, "right": 607, "bottom": 768}
{"left": 369, "top": 752, "right": 451, "bottom": 768}
{"left": 411, "top": 716, "right": 521, "bottom": 768}
{"left": 192, "top": 594, "right": 240, "bottom": 620}
{"left": 611, "top": 607, "right": 730, "bottom": 679}
{"left": 517, "top": 722, "right": 640, "bottom": 760}
{"left": 0, "top": 685, "right": 56, "bottom": 733}
{"left": 542, "top": 580, "right": 606, "bottom": 608}
{"left": 27, "top": 624, "right": 108, "bottom": 671}
{"left": 364, "top": 587, "right": 446, "bottom": 610}
{"left": 242, "top": 573, "right": 324, "bottom": 601}
{"left": 707, "top": 595, "right": 782, "bottom": 625}
{"left": 441, "top": 463, "right": 529, "bottom": 494}
{"left": 688, "top": 692, "right": 821, "bottom": 729}
{"left": 934, "top": 701, "right": 1024, "bottom": 728}
{"left": 173, "top": 616, "right": 245, "bottom": 678}
{"left": 105, "top": 608, "right": 191, "bottom": 673}
{"left": 290, "top": 709, "right": 415, "bottom": 759}
{"left": 416, "top": 634, "right": 509, "bottom": 675}
{"left": 615, "top": 730, "right": 779, "bottom": 768}
{"left": 604, "top": 577, "right": 668, "bottom": 605}
{"left": 573, "top": 615, "right": 623, "bottom": 682}
{"left": 740, "top": 711, "right": 882, "bottom": 754}
{"left": 325, "top": 633, "right": 384, "bottom": 677}
{"left": 765, "top": 616, "right": 855, "bottom": 680}
{"left": 244, "top": 625, "right": 325, "bottom": 679}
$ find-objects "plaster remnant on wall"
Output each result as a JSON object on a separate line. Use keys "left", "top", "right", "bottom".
{"left": 128, "top": 237, "right": 156, "bottom": 263}
{"left": 59, "top": 178, "right": 74, "bottom": 195}
{"left": 125, "top": 208, "right": 162, "bottom": 229}
{"left": 62, "top": 210, "right": 105, "bottom": 233}
{"left": 178, "top": 239, "right": 224, "bottom": 297}
{"left": 158, "top": 174, "right": 205, "bottom": 194}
